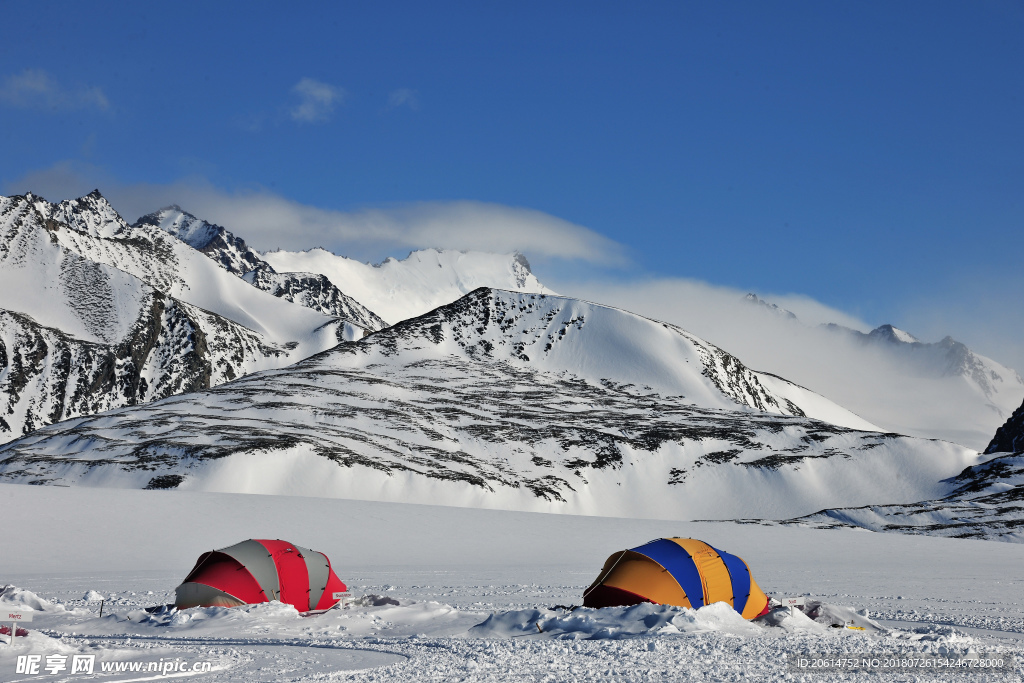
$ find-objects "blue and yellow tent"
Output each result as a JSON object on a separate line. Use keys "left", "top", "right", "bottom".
{"left": 582, "top": 537, "right": 770, "bottom": 619}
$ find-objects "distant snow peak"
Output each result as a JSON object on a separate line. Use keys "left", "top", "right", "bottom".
{"left": 134, "top": 205, "right": 388, "bottom": 330}
{"left": 742, "top": 293, "right": 797, "bottom": 321}
{"left": 134, "top": 206, "right": 263, "bottom": 276}
{"left": 867, "top": 324, "right": 919, "bottom": 345}
{"left": 823, "top": 322, "right": 1023, "bottom": 402}
{"left": 261, "top": 247, "right": 554, "bottom": 325}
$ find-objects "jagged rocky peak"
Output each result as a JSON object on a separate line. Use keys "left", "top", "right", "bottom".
{"left": 134, "top": 206, "right": 264, "bottom": 276}
{"left": 985, "top": 399, "right": 1024, "bottom": 454}
{"left": 37, "top": 189, "right": 131, "bottom": 239}
{"left": 743, "top": 293, "right": 797, "bottom": 320}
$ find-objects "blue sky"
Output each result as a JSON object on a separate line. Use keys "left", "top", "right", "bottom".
{"left": 2, "top": 1, "right": 1023, "bottom": 367}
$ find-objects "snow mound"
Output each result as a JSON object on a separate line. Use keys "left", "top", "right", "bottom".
{"left": 470, "top": 602, "right": 761, "bottom": 640}
{"left": 759, "top": 602, "right": 885, "bottom": 634}
{"left": 82, "top": 590, "right": 104, "bottom": 601}
{"left": 0, "top": 585, "right": 65, "bottom": 613}
{"left": 134, "top": 600, "right": 302, "bottom": 630}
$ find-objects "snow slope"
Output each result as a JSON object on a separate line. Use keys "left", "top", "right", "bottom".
{"left": 756, "top": 451, "right": 1024, "bottom": 542}
{"left": 261, "top": 247, "right": 554, "bottom": 324}
{"left": 138, "top": 205, "right": 387, "bottom": 333}
{"left": 0, "top": 289, "right": 981, "bottom": 522}
{"left": 2, "top": 484, "right": 1023, "bottom": 682}
{"left": 0, "top": 195, "right": 149, "bottom": 345}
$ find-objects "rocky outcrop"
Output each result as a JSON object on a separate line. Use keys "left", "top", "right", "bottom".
{"left": 986, "top": 399, "right": 1024, "bottom": 454}
{"left": 0, "top": 292, "right": 289, "bottom": 444}
{"left": 244, "top": 263, "right": 387, "bottom": 332}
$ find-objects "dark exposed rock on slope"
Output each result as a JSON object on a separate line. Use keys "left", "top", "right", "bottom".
{"left": 985, "top": 399, "right": 1024, "bottom": 455}
{"left": 243, "top": 263, "right": 388, "bottom": 331}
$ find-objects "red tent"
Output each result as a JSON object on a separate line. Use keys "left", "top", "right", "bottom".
{"left": 175, "top": 539, "right": 347, "bottom": 613}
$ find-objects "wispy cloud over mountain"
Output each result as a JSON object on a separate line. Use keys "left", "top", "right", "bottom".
{"left": 7, "top": 163, "right": 626, "bottom": 266}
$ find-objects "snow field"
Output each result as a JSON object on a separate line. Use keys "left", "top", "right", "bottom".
{"left": 2, "top": 484, "right": 1024, "bottom": 680}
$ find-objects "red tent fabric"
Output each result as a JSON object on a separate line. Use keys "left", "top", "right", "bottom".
{"left": 174, "top": 539, "right": 347, "bottom": 612}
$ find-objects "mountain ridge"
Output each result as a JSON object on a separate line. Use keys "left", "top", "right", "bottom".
{"left": 1, "top": 287, "right": 977, "bottom": 524}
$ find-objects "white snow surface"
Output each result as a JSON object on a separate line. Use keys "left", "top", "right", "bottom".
{"left": 261, "top": 247, "right": 554, "bottom": 324}
{"left": 1, "top": 484, "right": 1022, "bottom": 681}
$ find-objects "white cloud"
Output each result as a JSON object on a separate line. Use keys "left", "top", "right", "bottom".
{"left": 290, "top": 77, "right": 345, "bottom": 122}
{"left": 387, "top": 88, "right": 419, "bottom": 110}
{"left": 0, "top": 69, "right": 109, "bottom": 111}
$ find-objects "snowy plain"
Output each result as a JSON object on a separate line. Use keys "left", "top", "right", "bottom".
{"left": 2, "top": 484, "right": 1023, "bottom": 681}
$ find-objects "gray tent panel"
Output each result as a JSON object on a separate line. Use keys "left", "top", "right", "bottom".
{"left": 175, "top": 582, "right": 246, "bottom": 609}
{"left": 218, "top": 540, "right": 280, "bottom": 601}
{"left": 295, "top": 545, "right": 330, "bottom": 609}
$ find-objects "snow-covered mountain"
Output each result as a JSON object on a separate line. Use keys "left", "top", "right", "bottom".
{"left": 824, "top": 322, "right": 1022, "bottom": 404}
{"left": 735, "top": 293, "right": 1024, "bottom": 450}
{"left": 0, "top": 193, "right": 366, "bottom": 443}
{"left": 262, "top": 247, "right": 553, "bottom": 324}
{"left": 743, "top": 293, "right": 797, "bottom": 320}
{"left": 134, "top": 205, "right": 264, "bottom": 276}
{"left": 29, "top": 191, "right": 350, "bottom": 345}
{"left": 136, "top": 206, "right": 387, "bottom": 331}
{"left": 242, "top": 263, "right": 387, "bottom": 332}
{"left": 0, "top": 288, "right": 981, "bottom": 521}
